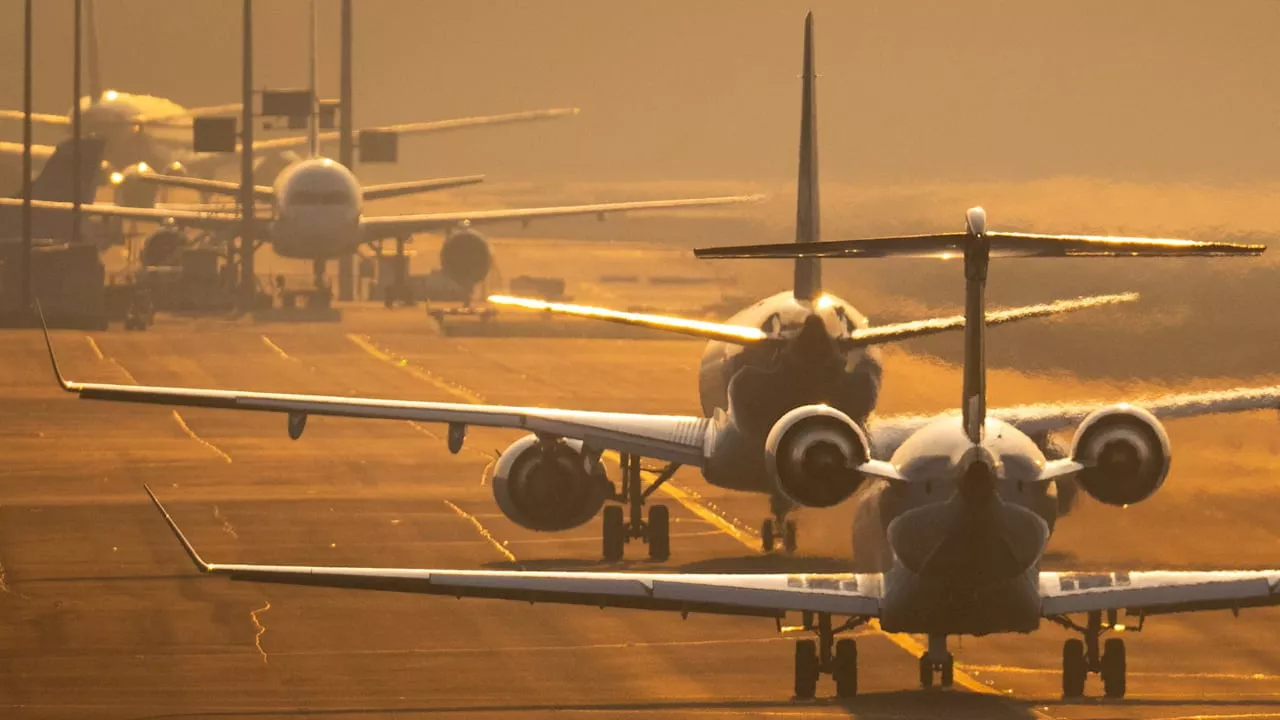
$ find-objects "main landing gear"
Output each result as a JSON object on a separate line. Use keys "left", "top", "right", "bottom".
{"left": 1054, "top": 610, "right": 1128, "bottom": 698}
{"left": 601, "top": 453, "right": 680, "bottom": 562}
{"left": 918, "top": 634, "right": 955, "bottom": 689}
{"left": 761, "top": 494, "right": 798, "bottom": 554}
{"left": 792, "top": 612, "right": 863, "bottom": 700}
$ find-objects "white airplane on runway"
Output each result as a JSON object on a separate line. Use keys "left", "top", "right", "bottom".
{"left": 33, "top": 14, "right": 1271, "bottom": 566}
{"left": 128, "top": 202, "right": 1280, "bottom": 701}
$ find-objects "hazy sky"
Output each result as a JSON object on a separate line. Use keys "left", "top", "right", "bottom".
{"left": 2, "top": 0, "right": 1278, "bottom": 186}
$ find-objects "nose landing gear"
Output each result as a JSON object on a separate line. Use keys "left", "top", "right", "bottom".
{"left": 918, "top": 634, "right": 955, "bottom": 689}
{"left": 761, "top": 495, "right": 798, "bottom": 554}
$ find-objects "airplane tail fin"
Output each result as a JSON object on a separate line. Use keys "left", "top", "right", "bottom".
{"left": 25, "top": 137, "right": 106, "bottom": 203}
{"left": 793, "top": 12, "right": 822, "bottom": 303}
{"left": 307, "top": 0, "right": 320, "bottom": 158}
{"left": 85, "top": 0, "right": 102, "bottom": 102}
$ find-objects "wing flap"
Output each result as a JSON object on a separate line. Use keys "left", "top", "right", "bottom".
{"left": 1040, "top": 571, "right": 1280, "bottom": 617}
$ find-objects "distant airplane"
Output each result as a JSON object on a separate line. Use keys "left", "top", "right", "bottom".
{"left": 0, "top": 0, "right": 578, "bottom": 178}
{"left": 0, "top": 4, "right": 755, "bottom": 293}
{"left": 134, "top": 200, "right": 1277, "bottom": 701}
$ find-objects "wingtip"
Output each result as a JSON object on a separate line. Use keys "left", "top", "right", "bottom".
{"left": 144, "top": 485, "right": 213, "bottom": 574}
{"left": 36, "top": 300, "right": 74, "bottom": 392}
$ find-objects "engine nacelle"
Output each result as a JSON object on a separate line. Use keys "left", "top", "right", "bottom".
{"left": 765, "top": 404, "right": 870, "bottom": 508}
{"left": 440, "top": 228, "right": 492, "bottom": 291}
{"left": 492, "top": 434, "right": 610, "bottom": 532}
{"left": 1069, "top": 405, "right": 1171, "bottom": 507}
{"left": 140, "top": 227, "right": 186, "bottom": 267}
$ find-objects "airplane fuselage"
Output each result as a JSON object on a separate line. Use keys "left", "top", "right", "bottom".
{"left": 269, "top": 157, "right": 363, "bottom": 261}
{"left": 74, "top": 91, "right": 193, "bottom": 170}
{"left": 854, "top": 417, "right": 1057, "bottom": 635}
{"left": 699, "top": 291, "right": 883, "bottom": 495}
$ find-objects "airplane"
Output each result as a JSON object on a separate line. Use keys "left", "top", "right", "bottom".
{"left": 128, "top": 202, "right": 1280, "bottom": 701}
{"left": 31, "top": 14, "right": 1254, "bottom": 565}
{"left": 0, "top": 0, "right": 579, "bottom": 179}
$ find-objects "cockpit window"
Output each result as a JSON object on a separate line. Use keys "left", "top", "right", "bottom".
{"left": 291, "top": 190, "right": 350, "bottom": 205}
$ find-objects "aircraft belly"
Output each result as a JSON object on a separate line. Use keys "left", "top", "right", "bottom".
{"left": 880, "top": 565, "right": 1042, "bottom": 635}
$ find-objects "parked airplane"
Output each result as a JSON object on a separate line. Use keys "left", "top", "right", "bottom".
{"left": 131, "top": 202, "right": 1275, "bottom": 702}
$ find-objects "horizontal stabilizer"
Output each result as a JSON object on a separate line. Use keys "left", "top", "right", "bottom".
{"left": 697, "top": 208, "right": 1265, "bottom": 260}
{"left": 488, "top": 295, "right": 769, "bottom": 344}
{"left": 127, "top": 171, "right": 274, "bottom": 201}
{"left": 362, "top": 175, "right": 485, "bottom": 201}
{"left": 842, "top": 292, "right": 1138, "bottom": 347}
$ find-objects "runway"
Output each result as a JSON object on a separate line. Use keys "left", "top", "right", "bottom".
{"left": 4, "top": 304, "right": 1280, "bottom": 719}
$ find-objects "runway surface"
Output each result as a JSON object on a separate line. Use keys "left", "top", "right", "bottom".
{"left": 3, "top": 306, "right": 1280, "bottom": 719}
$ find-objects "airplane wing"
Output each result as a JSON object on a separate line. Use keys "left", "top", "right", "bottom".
{"left": 868, "top": 386, "right": 1280, "bottom": 457}
{"left": 127, "top": 173, "right": 275, "bottom": 200}
{"left": 1040, "top": 570, "right": 1280, "bottom": 618}
{"left": 132, "top": 103, "right": 244, "bottom": 127}
{"left": 0, "top": 197, "right": 240, "bottom": 231}
{"left": 251, "top": 107, "right": 581, "bottom": 153}
{"left": 488, "top": 292, "right": 1138, "bottom": 348}
{"left": 359, "top": 195, "right": 765, "bottom": 240}
{"left": 0, "top": 110, "right": 71, "bottom": 126}
{"left": 146, "top": 483, "right": 881, "bottom": 618}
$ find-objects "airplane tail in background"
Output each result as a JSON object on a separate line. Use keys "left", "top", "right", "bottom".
{"left": 21, "top": 137, "right": 106, "bottom": 204}
{"left": 793, "top": 12, "right": 822, "bottom": 303}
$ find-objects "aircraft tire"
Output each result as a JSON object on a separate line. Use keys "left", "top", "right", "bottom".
{"left": 1062, "top": 638, "right": 1087, "bottom": 698}
{"left": 1101, "top": 638, "right": 1126, "bottom": 698}
{"left": 647, "top": 505, "right": 670, "bottom": 561}
{"left": 602, "top": 506, "right": 625, "bottom": 561}
{"left": 833, "top": 638, "right": 858, "bottom": 698}
{"left": 794, "top": 640, "right": 819, "bottom": 700}
{"left": 761, "top": 519, "right": 775, "bottom": 553}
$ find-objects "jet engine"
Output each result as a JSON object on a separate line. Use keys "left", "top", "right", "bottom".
{"left": 1069, "top": 405, "right": 1171, "bottom": 506}
{"left": 440, "top": 228, "right": 492, "bottom": 292}
{"left": 765, "top": 404, "right": 871, "bottom": 508}
{"left": 140, "top": 227, "right": 186, "bottom": 267}
{"left": 113, "top": 166, "right": 159, "bottom": 208}
{"left": 492, "top": 434, "right": 611, "bottom": 532}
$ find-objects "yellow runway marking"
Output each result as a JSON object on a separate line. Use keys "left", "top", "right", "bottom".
{"left": 108, "top": 358, "right": 137, "bottom": 384}
{"left": 84, "top": 335, "right": 104, "bottom": 360}
{"left": 250, "top": 601, "right": 271, "bottom": 664}
{"left": 347, "top": 334, "right": 487, "bottom": 404}
{"left": 444, "top": 499, "right": 521, "bottom": 567}
{"left": 171, "top": 411, "right": 233, "bottom": 463}
{"left": 260, "top": 335, "right": 293, "bottom": 360}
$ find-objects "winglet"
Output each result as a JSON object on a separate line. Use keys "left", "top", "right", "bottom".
{"left": 143, "top": 484, "right": 213, "bottom": 574}
{"left": 36, "top": 301, "right": 75, "bottom": 392}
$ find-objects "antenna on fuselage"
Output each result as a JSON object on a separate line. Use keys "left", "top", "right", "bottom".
{"left": 307, "top": 0, "right": 319, "bottom": 158}
{"left": 793, "top": 12, "right": 822, "bottom": 303}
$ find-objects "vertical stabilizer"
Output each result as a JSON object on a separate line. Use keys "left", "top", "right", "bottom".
{"left": 22, "top": 138, "right": 106, "bottom": 203}
{"left": 960, "top": 207, "right": 990, "bottom": 444}
{"left": 307, "top": 0, "right": 320, "bottom": 158}
{"left": 793, "top": 11, "right": 822, "bottom": 302}
{"left": 85, "top": 0, "right": 102, "bottom": 102}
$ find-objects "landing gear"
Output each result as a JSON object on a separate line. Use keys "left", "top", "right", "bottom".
{"left": 762, "top": 495, "right": 798, "bottom": 554}
{"left": 918, "top": 634, "right": 954, "bottom": 689}
{"left": 599, "top": 453, "right": 680, "bottom": 562}
{"left": 1054, "top": 610, "right": 1129, "bottom": 699}
{"left": 791, "top": 612, "right": 863, "bottom": 700}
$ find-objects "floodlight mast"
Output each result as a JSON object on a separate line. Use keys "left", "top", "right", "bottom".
{"left": 338, "top": 0, "right": 355, "bottom": 302}
{"left": 239, "top": 0, "right": 256, "bottom": 312}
